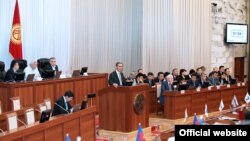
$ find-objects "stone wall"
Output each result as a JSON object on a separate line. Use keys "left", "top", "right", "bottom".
{"left": 211, "top": 0, "right": 247, "bottom": 76}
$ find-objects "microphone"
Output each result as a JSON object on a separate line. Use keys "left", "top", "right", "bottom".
{"left": 0, "top": 128, "right": 5, "bottom": 135}
{"left": 17, "top": 118, "right": 27, "bottom": 128}
{"left": 55, "top": 103, "right": 69, "bottom": 113}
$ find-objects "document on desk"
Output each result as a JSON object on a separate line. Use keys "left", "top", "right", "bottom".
{"left": 13, "top": 99, "right": 21, "bottom": 111}
{"left": 213, "top": 122, "right": 229, "bottom": 125}
{"left": 26, "top": 110, "right": 35, "bottom": 125}
{"left": 45, "top": 100, "right": 51, "bottom": 110}
{"left": 8, "top": 116, "right": 18, "bottom": 130}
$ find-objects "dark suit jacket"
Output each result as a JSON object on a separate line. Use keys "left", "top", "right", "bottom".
{"left": 109, "top": 71, "right": 127, "bottom": 86}
{"left": 219, "top": 78, "right": 228, "bottom": 85}
{"left": 4, "top": 69, "right": 16, "bottom": 82}
{"left": 46, "top": 65, "right": 59, "bottom": 71}
{"left": 187, "top": 79, "right": 199, "bottom": 88}
{"left": 208, "top": 77, "right": 220, "bottom": 86}
{"left": 197, "top": 79, "right": 210, "bottom": 88}
{"left": 52, "top": 96, "right": 72, "bottom": 116}
{"left": 226, "top": 75, "right": 236, "bottom": 84}
{"left": 160, "top": 81, "right": 173, "bottom": 104}
{"left": 144, "top": 79, "right": 155, "bottom": 87}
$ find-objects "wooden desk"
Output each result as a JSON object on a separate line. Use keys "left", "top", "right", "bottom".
{"left": 164, "top": 85, "right": 247, "bottom": 119}
{"left": 0, "top": 107, "right": 96, "bottom": 141}
{"left": 0, "top": 105, "right": 40, "bottom": 131}
{"left": 0, "top": 73, "right": 108, "bottom": 113}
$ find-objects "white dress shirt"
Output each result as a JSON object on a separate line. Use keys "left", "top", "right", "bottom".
{"left": 24, "top": 67, "right": 40, "bottom": 80}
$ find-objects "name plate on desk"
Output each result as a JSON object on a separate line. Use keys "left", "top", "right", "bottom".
{"left": 25, "top": 108, "right": 35, "bottom": 125}
{"left": 242, "top": 82, "right": 245, "bottom": 86}
{"left": 11, "top": 98, "right": 21, "bottom": 111}
{"left": 44, "top": 99, "right": 51, "bottom": 110}
{"left": 6, "top": 113, "right": 18, "bottom": 131}
{"left": 237, "top": 83, "right": 241, "bottom": 87}
{"left": 216, "top": 86, "right": 220, "bottom": 89}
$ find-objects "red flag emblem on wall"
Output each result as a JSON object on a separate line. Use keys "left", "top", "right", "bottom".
{"left": 9, "top": 0, "right": 23, "bottom": 59}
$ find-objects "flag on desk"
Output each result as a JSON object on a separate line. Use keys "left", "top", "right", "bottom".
{"left": 219, "top": 99, "right": 224, "bottom": 112}
{"left": 136, "top": 123, "right": 145, "bottom": 141}
{"left": 183, "top": 108, "right": 188, "bottom": 122}
{"left": 192, "top": 113, "right": 199, "bottom": 125}
{"left": 244, "top": 92, "right": 250, "bottom": 103}
{"left": 231, "top": 95, "right": 239, "bottom": 108}
{"left": 9, "top": 0, "right": 23, "bottom": 59}
{"left": 204, "top": 104, "right": 208, "bottom": 117}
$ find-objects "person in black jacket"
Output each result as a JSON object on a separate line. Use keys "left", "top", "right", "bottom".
{"left": 52, "top": 90, "right": 74, "bottom": 116}
{"left": 144, "top": 72, "right": 155, "bottom": 87}
{"left": 46, "top": 57, "right": 59, "bottom": 71}
{"left": 4, "top": 60, "right": 19, "bottom": 82}
{"left": 109, "top": 62, "right": 127, "bottom": 87}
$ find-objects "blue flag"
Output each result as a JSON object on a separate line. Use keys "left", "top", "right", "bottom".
{"left": 136, "top": 123, "right": 145, "bottom": 141}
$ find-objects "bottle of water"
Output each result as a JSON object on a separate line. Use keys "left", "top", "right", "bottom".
{"left": 65, "top": 133, "right": 71, "bottom": 141}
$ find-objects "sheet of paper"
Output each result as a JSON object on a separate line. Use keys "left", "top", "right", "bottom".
{"left": 40, "top": 105, "right": 47, "bottom": 112}
{"left": 168, "top": 137, "right": 175, "bottom": 141}
{"left": 8, "top": 116, "right": 18, "bottom": 130}
{"left": 156, "top": 84, "right": 161, "bottom": 98}
{"left": 26, "top": 110, "right": 35, "bottom": 125}
{"left": 213, "top": 122, "right": 229, "bottom": 125}
{"left": 13, "top": 99, "right": 21, "bottom": 111}
{"left": 45, "top": 101, "right": 51, "bottom": 110}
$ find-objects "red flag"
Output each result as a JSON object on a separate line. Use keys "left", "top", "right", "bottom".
{"left": 9, "top": 0, "right": 23, "bottom": 59}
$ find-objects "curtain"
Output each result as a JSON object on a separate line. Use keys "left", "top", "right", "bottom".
{"left": 69, "top": 0, "right": 142, "bottom": 75}
{"left": 0, "top": 0, "right": 70, "bottom": 72}
{"left": 142, "top": 0, "right": 211, "bottom": 74}
{"left": 0, "top": 0, "right": 211, "bottom": 75}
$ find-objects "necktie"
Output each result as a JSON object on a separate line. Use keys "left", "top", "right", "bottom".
{"left": 65, "top": 101, "right": 68, "bottom": 110}
{"left": 118, "top": 72, "right": 123, "bottom": 85}
{"left": 169, "top": 83, "right": 172, "bottom": 91}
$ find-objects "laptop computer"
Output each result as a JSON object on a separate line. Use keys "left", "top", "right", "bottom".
{"left": 72, "top": 70, "right": 80, "bottom": 77}
{"left": 26, "top": 74, "right": 35, "bottom": 81}
{"left": 80, "top": 67, "right": 88, "bottom": 75}
{"left": 55, "top": 71, "right": 62, "bottom": 79}
{"left": 39, "top": 109, "right": 51, "bottom": 123}
{"left": 15, "top": 72, "right": 25, "bottom": 82}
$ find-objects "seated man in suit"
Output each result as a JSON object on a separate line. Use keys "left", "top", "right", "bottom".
{"left": 4, "top": 60, "right": 19, "bottom": 82}
{"left": 225, "top": 68, "right": 236, "bottom": 84}
{"left": 196, "top": 67, "right": 202, "bottom": 80}
{"left": 24, "top": 60, "right": 40, "bottom": 80}
{"left": 155, "top": 72, "right": 164, "bottom": 84}
{"left": 187, "top": 74, "right": 199, "bottom": 88}
{"left": 46, "top": 57, "right": 59, "bottom": 71}
{"left": 208, "top": 71, "right": 220, "bottom": 86}
{"left": 126, "top": 71, "right": 136, "bottom": 86}
{"left": 135, "top": 73, "right": 145, "bottom": 85}
{"left": 52, "top": 90, "right": 74, "bottom": 116}
{"left": 160, "top": 74, "right": 174, "bottom": 105}
{"left": 144, "top": 72, "right": 155, "bottom": 87}
{"left": 219, "top": 72, "right": 228, "bottom": 85}
{"left": 198, "top": 73, "right": 210, "bottom": 88}
{"left": 109, "top": 62, "right": 127, "bottom": 87}
{"left": 172, "top": 68, "right": 179, "bottom": 85}
{"left": 218, "top": 65, "right": 225, "bottom": 77}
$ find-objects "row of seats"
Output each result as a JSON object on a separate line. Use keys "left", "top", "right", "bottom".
{"left": 0, "top": 58, "right": 53, "bottom": 81}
